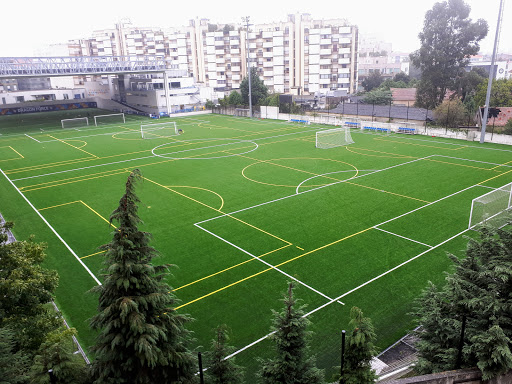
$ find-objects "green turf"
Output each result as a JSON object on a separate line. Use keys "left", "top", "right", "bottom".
{"left": 1, "top": 109, "right": 511, "bottom": 379}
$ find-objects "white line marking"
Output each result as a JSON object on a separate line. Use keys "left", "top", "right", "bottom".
{"left": 373, "top": 227, "right": 433, "bottom": 248}
{"left": 0, "top": 168, "right": 101, "bottom": 286}
{"left": 225, "top": 226, "right": 470, "bottom": 360}
{"left": 24, "top": 134, "right": 40, "bottom": 143}
{"left": 197, "top": 156, "right": 432, "bottom": 226}
{"left": 432, "top": 155, "right": 512, "bottom": 168}
{"left": 194, "top": 223, "right": 344, "bottom": 305}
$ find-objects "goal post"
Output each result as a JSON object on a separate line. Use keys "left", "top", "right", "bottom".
{"left": 468, "top": 182, "right": 512, "bottom": 230}
{"left": 94, "top": 113, "right": 125, "bottom": 126}
{"left": 316, "top": 127, "right": 354, "bottom": 149}
{"left": 61, "top": 117, "right": 89, "bottom": 129}
{"left": 140, "top": 121, "right": 178, "bottom": 139}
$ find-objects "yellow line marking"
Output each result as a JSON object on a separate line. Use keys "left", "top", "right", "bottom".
{"left": 8, "top": 146, "right": 24, "bottom": 158}
{"left": 345, "top": 181, "right": 431, "bottom": 203}
{"left": 373, "top": 137, "right": 463, "bottom": 151}
{"left": 165, "top": 185, "right": 225, "bottom": 211}
{"left": 47, "top": 135, "right": 98, "bottom": 158}
{"left": 20, "top": 170, "right": 129, "bottom": 192}
{"left": 144, "top": 176, "right": 292, "bottom": 245}
{"left": 80, "top": 200, "right": 115, "bottom": 227}
{"left": 490, "top": 159, "right": 512, "bottom": 170}
{"left": 477, "top": 168, "right": 512, "bottom": 185}
{"left": 176, "top": 227, "right": 373, "bottom": 310}
{"left": 174, "top": 244, "right": 291, "bottom": 291}
{"left": 345, "top": 146, "right": 416, "bottom": 158}
{"left": 39, "top": 200, "right": 82, "bottom": 211}
{"left": 296, "top": 246, "right": 304, "bottom": 250}
{"left": 80, "top": 250, "right": 106, "bottom": 259}
{"left": 425, "top": 158, "right": 501, "bottom": 172}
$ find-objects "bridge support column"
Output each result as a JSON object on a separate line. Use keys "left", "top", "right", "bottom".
{"left": 163, "top": 71, "right": 172, "bottom": 115}
{"left": 117, "top": 74, "right": 127, "bottom": 103}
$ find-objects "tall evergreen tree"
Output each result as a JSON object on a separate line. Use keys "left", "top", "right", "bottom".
{"left": 342, "top": 307, "right": 377, "bottom": 384}
{"left": 0, "top": 327, "right": 31, "bottom": 384}
{"left": 205, "top": 325, "right": 244, "bottom": 384}
{"left": 258, "top": 282, "right": 324, "bottom": 384}
{"left": 240, "top": 67, "right": 269, "bottom": 106}
{"left": 89, "top": 169, "right": 196, "bottom": 384}
{"left": 413, "top": 227, "right": 512, "bottom": 380}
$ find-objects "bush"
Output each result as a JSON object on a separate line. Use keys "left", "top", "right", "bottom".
{"left": 433, "top": 99, "right": 469, "bottom": 128}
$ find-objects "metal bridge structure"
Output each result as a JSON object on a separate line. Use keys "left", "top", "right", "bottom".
{"left": 0, "top": 56, "right": 179, "bottom": 78}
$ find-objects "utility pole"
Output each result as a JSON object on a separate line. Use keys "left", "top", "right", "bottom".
{"left": 480, "top": 0, "right": 504, "bottom": 143}
{"left": 242, "top": 16, "right": 253, "bottom": 117}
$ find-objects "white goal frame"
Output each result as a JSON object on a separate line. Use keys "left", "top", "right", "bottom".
{"left": 61, "top": 117, "right": 89, "bottom": 129}
{"left": 140, "top": 121, "right": 178, "bottom": 139}
{"left": 316, "top": 127, "right": 354, "bottom": 149}
{"left": 94, "top": 113, "right": 125, "bottom": 126}
{"left": 468, "top": 182, "right": 512, "bottom": 230}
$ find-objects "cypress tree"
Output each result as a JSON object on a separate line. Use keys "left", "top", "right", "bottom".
{"left": 89, "top": 169, "right": 196, "bottom": 384}
{"left": 342, "top": 307, "right": 377, "bottom": 384}
{"left": 205, "top": 325, "right": 244, "bottom": 384}
{"left": 258, "top": 282, "right": 324, "bottom": 384}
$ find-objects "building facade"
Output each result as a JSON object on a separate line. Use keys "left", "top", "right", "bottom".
{"left": 66, "top": 14, "right": 359, "bottom": 97}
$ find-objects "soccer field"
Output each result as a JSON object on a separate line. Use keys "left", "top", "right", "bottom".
{"left": 1, "top": 109, "right": 511, "bottom": 378}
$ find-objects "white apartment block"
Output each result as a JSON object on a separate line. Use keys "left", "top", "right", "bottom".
{"left": 66, "top": 14, "right": 358, "bottom": 97}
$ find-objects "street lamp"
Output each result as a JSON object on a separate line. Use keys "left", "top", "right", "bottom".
{"left": 242, "top": 16, "right": 253, "bottom": 118}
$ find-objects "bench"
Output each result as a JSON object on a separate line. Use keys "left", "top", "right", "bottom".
{"left": 290, "top": 119, "right": 310, "bottom": 124}
{"left": 363, "top": 126, "right": 390, "bottom": 133}
{"left": 344, "top": 121, "right": 361, "bottom": 128}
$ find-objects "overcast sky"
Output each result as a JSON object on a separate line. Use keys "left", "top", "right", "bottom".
{"left": 1, "top": 0, "right": 508, "bottom": 57}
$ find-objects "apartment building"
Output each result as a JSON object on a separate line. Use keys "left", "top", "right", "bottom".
{"left": 67, "top": 14, "right": 358, "bottom": 97}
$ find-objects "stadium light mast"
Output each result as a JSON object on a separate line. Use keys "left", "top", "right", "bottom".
{"left": 242, "top": 16, "right": 253, "bottom": 118}
{"left": 480, "top": 0, "right": 504, "bottom": 143}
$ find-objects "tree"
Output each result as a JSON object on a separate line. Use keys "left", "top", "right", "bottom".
{"left": 240, "top": 67, "right": 269, "bottom": 106}
{"left": 0, "top": 223, "right": 60, "bottom": 351}
{"left": 361, "top": 71, "right": 383, "bottom": 92}
{"left": 0, "top": 327, "right": 31, "bottom": 384}
{"left": 362, "top": 89, "right": 392, "bottom": 105}
{"left": 261, "top": 93, "right": 280, "bottom": 107}
{"left": 228, "top": 90, "right": 243, "bottom": 106}
{"left": 475, "top": 79, "right": 512, "bottom": 108}
{"left": 258, "top": 282, "right": 324, "bottom": 384}
{"left": 393, "top": 72, "right": 411, "bottom": 84}
{"left": 205, "top": 99, "right": 215, "bottom": 110}
{"left": 342, "top": 307, "right": 377, "bottom": 384}
{"left": 453, "top": 68, "right": 486, "bottom": 103}
{"left": 89, "top": 169, "right": 196, "bottom": 384}
{"left": 410, "top": 0, "right": 488, "bottom": 109}
{"left": 433, "top": 99, "right": 469, "bottom": 128}
{"left": 223, "top": 24, "right": 234, "bottom": 34}
{"left": 412, "top": 227, "right": 512, "bottom": 380}
{"left": 503, "top": 118, "right": 512, "bottom": 135}
{"left": 205, "top": 325, "right": 244, "bottom": 384}
{"left": 30, "top": 328, "right": 89, "bottom": 384}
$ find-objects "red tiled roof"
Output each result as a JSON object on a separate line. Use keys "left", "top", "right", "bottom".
{"left": 492, "top": 107, "right": 512, "bottom": 126}
{"left": 391, "top": 88, "right": 416, "bottom": 101}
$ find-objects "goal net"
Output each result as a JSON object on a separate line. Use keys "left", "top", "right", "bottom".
{"left": 141, "top": 121, "right": 179, "bottom": 139}
{"left": 468, "top": 182, "right": 512, "bottom": 230}
{"left": 340, "top": 117, "right": 361, "bottom": 129}
{"left": 94, "top": 113, "right": 125, "bottom": 126}
{"left": 61, "top": 117, "right": 89, "bottom": 129}
{"left": 316, "top": 127, "right": 354, "bottom": 149}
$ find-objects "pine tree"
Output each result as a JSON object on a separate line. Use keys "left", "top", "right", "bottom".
{"left": 413, "top": 226, "right": 512, "bottom": 379}
{"left": 342, "top": 307, "right": 377, "bottom": 384}
{"left": 258, "top": 282, "right": 324, "bottom": 384}
{"left": 89, "top": 169, "right": 196, "bottom": 384}
{"left": 205, "top": 325, "right": 244, "bottom": 384}
{"left": 30, "top": 328, "right": 89, "bottom": 384}
{"left": 0, "top": 327, "right": 31, "bottom": 384}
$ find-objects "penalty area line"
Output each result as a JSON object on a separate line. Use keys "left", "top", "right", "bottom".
{"left": 0, "top": 168, "right": 101, "bottom": 286}
{"left": 25, "top": 134, "right": 41, "bottom": 143}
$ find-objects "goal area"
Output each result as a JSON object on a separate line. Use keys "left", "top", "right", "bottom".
{"left": 94, "top": 113, "right": 125, "bottom": 126}
{"left": 140, "top": 121, "right": 179, "bottom": 139}
{"left": 316, "top": 127, "right": 354, "bottom": 149}
{"left": 468, "top": 182, "right": 512, "bottom": 230}
{"left": 61, "top": 117, "right": 89, "bottom": 129}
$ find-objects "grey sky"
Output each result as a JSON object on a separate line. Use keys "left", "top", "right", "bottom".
{"left": 1, "top": 0, "right": 508, "bottom": 57}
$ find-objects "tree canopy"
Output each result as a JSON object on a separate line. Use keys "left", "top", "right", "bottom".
{"left": 410, "top": 0, "right": 488, "bottom": 109}
{"left": 205, "top": 325, "right": 244, "bottom": 384}
{"left": 89, "top": 169, "right": 196, "bottom": 384}
{"left": 361, "top": 71, "right": 384, "bottom": 92}
{"left": 412, "top": 226, "right": 512, "bottom": 380}
{"left": 475, "top": 78, "right": 512, "bottom": 108}
{"left": 240, "top": 67, "right": 269, "bottom": 106}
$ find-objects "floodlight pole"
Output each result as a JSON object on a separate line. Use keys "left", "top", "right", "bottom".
{"left": 480, "top": 0, "right": 504, "bottom": 143}
{"left": 243, "top": 16, "right": 253, "bottom": 118}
